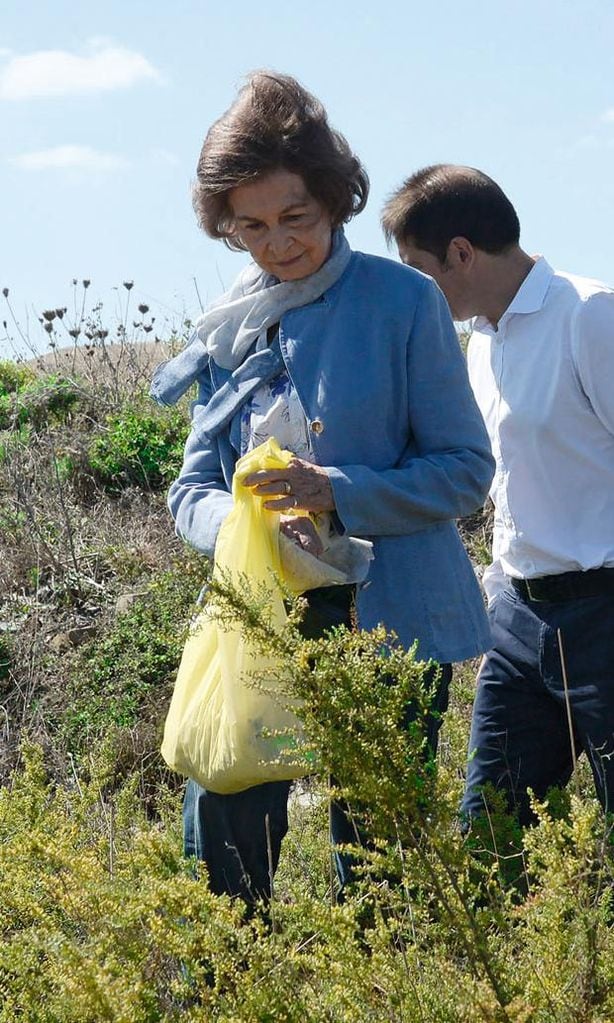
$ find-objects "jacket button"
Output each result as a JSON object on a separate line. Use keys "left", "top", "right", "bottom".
{"left": 309, "top": 418, "right": 324, "bottom": 435}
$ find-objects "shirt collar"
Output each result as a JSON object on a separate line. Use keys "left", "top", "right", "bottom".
{"left": 474, "top": 256, "right": 554, "bottom": 333}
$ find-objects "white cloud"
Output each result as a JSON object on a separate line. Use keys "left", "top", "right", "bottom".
{"left": 10, "top": 145, "right": 129, "bottom": 171}
{"left": 0, "top": 42, "right": 161, "bottom": 100}
{"left": 150, "top": 147, "right": 181, "bottom": 167}
{"left": 600, "top": 108, "right": 614, "bottom": 123}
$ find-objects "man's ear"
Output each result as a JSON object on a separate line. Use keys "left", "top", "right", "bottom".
{"left": 446, "top": 236, "right": 474, "bottom": 269}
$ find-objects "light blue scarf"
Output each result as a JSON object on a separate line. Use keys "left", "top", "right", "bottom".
{"left": 151, "top": 229, "right": 351, "bottom": 407}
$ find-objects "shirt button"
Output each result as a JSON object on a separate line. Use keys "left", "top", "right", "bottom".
{"left": 309, "top": 418, "right": 324, "bottom": 435}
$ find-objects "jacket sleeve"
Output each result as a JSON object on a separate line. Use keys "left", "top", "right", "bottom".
{"left": 325, "top": 279, "right": 495, "bottom": 536}
{"left": 167, "top": 369, "right": 234, "bottom": 558}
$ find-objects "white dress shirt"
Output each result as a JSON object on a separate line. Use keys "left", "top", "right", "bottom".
{"left": 467, "top": 257, "right": 614, "bottom": 601}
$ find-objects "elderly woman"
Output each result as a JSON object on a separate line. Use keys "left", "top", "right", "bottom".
{"left": 152, "top": 71, "right": 494, "bottom": 904}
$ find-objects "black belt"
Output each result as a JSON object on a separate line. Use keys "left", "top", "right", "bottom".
{"left": 510, "top": 567, "right": 614, "bottom": 603}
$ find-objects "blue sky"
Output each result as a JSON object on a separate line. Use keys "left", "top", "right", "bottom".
{"left": 2, "top": 0, "right": 614, "bottom": 355}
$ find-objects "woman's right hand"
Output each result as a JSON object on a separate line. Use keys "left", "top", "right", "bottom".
{"left": 279, "top": 514, "right": 324, "bottom": 557}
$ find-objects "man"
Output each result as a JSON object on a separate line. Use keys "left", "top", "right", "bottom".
{"left": 382, "top": 165, "right": 614, "bottom": 824}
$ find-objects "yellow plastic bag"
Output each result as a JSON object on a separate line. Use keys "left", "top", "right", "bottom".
{"left": 161, "top": 437, "right": 312, "bottom": 794}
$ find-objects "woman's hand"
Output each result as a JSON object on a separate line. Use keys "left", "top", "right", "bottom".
{"left": 279, "top": 514, "right": 324, "bottom": 556}
{"left": 243, "top": 457, "right": 336, "bottom": 514}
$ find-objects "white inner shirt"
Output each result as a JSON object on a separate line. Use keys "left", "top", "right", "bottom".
{"left": 467, "top": 256, "right": 614, "bottom": 601}
{"left": 240, "top": 367, "right": 314, "bottom": 462}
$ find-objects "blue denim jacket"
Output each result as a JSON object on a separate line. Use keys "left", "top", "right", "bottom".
{"left": 162, "top": 251, "right": 494, "bottom": 663}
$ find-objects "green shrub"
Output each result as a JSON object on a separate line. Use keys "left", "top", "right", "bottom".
{"left": 514, "top": 796, "right": 614, "bottom": 1020}
{"left": 2, "top": 739, "right": 613, "bottom": 1020}
{"left": 0, "top": 374, "right": 81, "bottom": 430}
{"left": 62, "top": 553, "right": 207, "bottom": 751}
{"left": 0, "top": 745, "right": 253, "bottom": 1022}
{"left": 0, "top": 359, "right": 35, "bottom": 397}
{"left": 87, "top": 401, "right": 189, "bottom": 491}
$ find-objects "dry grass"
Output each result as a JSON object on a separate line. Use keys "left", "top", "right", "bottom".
{"left": 27, "top": 340, "right": 172, "bottom": 400}
{"left": 0, "top": 330, "right": 192, "bottom": 785}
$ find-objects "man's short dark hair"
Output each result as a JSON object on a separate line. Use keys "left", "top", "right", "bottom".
{"left": 193, "top": 70, "right": 369, "bottom": 250}
{"left": 381, "top": 164, "right": 520, "bottom": 262}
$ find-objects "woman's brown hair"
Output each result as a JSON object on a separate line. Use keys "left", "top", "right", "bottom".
{"left": 193, "top": 71, "right": 369, "bottom": 250}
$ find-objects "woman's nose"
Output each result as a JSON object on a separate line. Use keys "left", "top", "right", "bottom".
{"left": 266, "top": 225, "right": 293, "bottom": 257}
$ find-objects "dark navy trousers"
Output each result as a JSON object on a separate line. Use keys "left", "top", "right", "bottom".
{"left": 183, "top": 585, "right": 451, "bottom": 902}
{"left": 462, "top": 585, "right": 614, "bottom": 826}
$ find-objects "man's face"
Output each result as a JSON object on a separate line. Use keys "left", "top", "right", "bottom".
{"left": 398, "top": 237, "right": 474, "bottom": 321}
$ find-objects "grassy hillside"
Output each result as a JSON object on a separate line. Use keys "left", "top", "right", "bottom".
{"left": 0, "top": 318, "right": 612, "bottom": 1022}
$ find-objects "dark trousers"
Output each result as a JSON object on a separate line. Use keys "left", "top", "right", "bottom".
{"left": 183, "top": 585, "right": 451, "bottom": 901}
{"left": 461, "top": 585, "right": 614, "bottom": 826}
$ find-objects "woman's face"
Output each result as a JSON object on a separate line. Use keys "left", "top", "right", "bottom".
{"left": 227, "top": 169, "right": 334, "bottom": 281}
